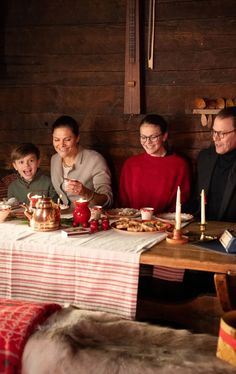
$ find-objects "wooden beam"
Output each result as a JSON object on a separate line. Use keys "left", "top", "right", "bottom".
{"left": 124, "top": 0, "right": 141, "bottom": 114}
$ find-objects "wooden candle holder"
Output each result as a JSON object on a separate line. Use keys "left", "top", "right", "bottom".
{"left": 166, "top": 228, "right": 189, "bottom": 244}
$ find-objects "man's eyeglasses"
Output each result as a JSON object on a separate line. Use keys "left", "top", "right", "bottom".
{"left": 140, "top": 134, "right": 162, "bottom": 142}
{"left": 211, "top": 129, "right": 236, "bottom": 139}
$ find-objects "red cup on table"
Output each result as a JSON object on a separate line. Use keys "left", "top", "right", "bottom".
{"left": 28, "top": 194, "right": 42, "bottom": 209}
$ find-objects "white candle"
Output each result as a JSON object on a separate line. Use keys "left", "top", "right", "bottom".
{"left": 175, "top": 186, "right": 181, "bottom": 230}
{"left": 201, "top": 189, "right": 206, "bottom": 224}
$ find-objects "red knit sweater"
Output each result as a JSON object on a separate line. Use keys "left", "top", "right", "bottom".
{"left": 119, "top": 153, "right": 191, "bottom": 214}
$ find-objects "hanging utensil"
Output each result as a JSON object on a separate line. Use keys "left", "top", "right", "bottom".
{"left": 207, "top": 114, "right": 213, "bottom": 128}
{"left": 148, "top": 0, "right": 156, "bottom": 69}
{"left": 201, "top": 114, "right": 208, "bottom": 127}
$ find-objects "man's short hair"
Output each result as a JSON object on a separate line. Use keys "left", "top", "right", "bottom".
{"left": 216, "top": 106, "right": 236, "bottom": 129}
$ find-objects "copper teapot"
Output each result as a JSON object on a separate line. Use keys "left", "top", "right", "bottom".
{"left": 24, "top": 196, "right": 60, "bottom": 231}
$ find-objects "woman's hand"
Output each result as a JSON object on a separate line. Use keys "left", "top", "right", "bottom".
{"left": 64, "top": 178, "right": 93, "bottom": 200}
{"left": 64, "top": 178, "right": 108, "bottom": 206}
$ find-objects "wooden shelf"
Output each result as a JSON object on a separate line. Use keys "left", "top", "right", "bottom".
{"left": 192, "top": 109, "right": 220, "bottom": 127}
{"left": 193, "top": 109, "right": 220, "bottom": 115}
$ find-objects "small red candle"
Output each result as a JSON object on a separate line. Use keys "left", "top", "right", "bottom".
{"left": 101, "top": 217, "right": 110, "bottom": 230}
{"left": 90, "top": 219, "right": 99, "bottom": 232}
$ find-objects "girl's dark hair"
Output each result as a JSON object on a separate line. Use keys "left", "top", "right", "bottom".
{"left": 52, "top": 115, "right": 80, "bottom": 136}
{"left": 140, "top": 114, "right": 168, "bottom": 134}
{"left": 11, "top": 143, "right": 40, "bottom": 162}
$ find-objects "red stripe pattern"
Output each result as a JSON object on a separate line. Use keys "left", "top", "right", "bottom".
{"left": 0, "top": 222, "right": 166, "bottom": 319}
{"left": 219, "top": 326, "right": 236, "bottom": 350}
{"left": 0, "top": 173, "right": 17, "bottom": 199}
{"left": 152, "top": 265, "right": 185, "bottom": 282}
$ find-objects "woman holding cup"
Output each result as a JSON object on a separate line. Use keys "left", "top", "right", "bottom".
{"left": 51, "top": 115, "right": 113, "bottom": 209}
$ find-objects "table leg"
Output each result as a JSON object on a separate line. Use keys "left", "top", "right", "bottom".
{"left": 214, "top": 273, "right": 232, "bottom": 312}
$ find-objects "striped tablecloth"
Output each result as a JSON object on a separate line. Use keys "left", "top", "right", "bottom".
{"left": 0, "top": 221, "right": 166, "bottom": 319}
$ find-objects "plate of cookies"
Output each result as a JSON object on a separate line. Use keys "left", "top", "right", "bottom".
{"left": 111, "top": 218, "right": 172, "bottom": 234}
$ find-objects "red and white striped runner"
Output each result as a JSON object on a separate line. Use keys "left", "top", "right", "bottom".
{"left": 0, "top": 222, "right": 166, "bottom": 319}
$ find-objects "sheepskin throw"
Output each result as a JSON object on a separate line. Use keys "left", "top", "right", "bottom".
{"left": 22, "top": 306, "right": 235, "bottom": 374}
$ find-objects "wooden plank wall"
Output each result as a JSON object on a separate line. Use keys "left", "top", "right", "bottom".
{"left": 0, "top": 0, "right": 235, "bottom": 200}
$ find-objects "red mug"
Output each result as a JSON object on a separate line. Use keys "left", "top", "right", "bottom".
{"left": 27, "top": 193, "right": 42, "bottom": 209}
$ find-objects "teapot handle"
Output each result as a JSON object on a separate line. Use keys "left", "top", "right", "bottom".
{"left": 21, "top": 203, "right": 32, "bottom": 221}
{"left": 27, "top": 192, "right": 33, "bottom": 200}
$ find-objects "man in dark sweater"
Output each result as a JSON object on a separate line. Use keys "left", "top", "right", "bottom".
{"left": 184, "top": 107, "right": 236, "bottom": 295}
{"left": 196, "top": 106, "right": 236, "bottom": 222}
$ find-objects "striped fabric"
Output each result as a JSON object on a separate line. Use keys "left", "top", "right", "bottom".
{"left": 152, "top": 265, "right": 185, "bottom": 282}
{"left": 140, "top": 264, "right": 185, "bottom": 282}
{"left": 0, "top": 173, "right": 17, "bottom": 199}
{"left": 0, "top": 181, "right": 7, "bottom": 200}
{"left": 0, "top": 222, "right": 166, "bottom": 319}
{"left": 1, "top": 173, "right": 17, "bottom": 187}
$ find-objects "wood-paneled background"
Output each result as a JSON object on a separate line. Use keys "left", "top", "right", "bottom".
{"left": 0, "top": 0, "right": 235, "bottom": 200}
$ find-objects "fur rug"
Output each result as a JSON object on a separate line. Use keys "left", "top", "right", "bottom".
{"left": 22, "top": 306, "right": 235, "bottom": 374}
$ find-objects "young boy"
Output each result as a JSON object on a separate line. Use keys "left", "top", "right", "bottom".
{"left": 8, "top": 143, "right": 58, "bottom": 204}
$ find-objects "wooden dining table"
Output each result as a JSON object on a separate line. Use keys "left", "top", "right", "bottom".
{"left": 1, "top": 216, "right": 236, "bottom": 332}
{"left": 140, "top": 220, "right": 236, "bottom": 312}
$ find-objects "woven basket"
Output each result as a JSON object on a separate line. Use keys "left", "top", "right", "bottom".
{"left": 217, "top": 310, "right": 236, "bottom": 366}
